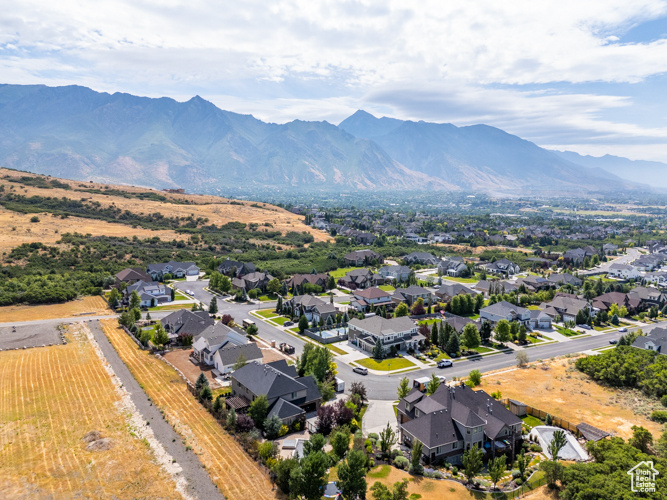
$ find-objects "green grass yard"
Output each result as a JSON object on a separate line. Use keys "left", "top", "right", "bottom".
{"left": 378, "top": 285, "right": 396, "bottom": 292}
{"left": 330, "top": 267, "right": 364, "bottom": 278}
{"left": 255, "top": 309, "right": 278, "bottom": 318}
{"left": 355, "top": 357, "right": 416, "bottom": 371}
{"left": 556, "top": 326, "right": 582, "bottom": 337}
{"left": 522, "top": 415, "right": 544, "bottom": 428}
{"left": 327, "top": 344, "right": 347, "bottom": 355}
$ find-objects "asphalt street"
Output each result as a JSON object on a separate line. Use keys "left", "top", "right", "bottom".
{"left": 579, "top": 247, "right": 641, "bottom": 276}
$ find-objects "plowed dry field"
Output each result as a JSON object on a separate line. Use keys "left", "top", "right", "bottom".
{"left": 0, "top": 296, "right": 111, "bottom": 323}
{"left": 0, "top": 323, "right": 181, "bottom": 499}
{"left": 100, "top": 319, "right": 280, "bottom": 500}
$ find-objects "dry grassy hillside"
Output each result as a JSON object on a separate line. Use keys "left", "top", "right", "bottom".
{"left": 0, "top": 168, "right": 330, "bottom": 252}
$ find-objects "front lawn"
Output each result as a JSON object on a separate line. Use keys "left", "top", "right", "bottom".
{"left": 327, "top": 344, "right": 346, "bottom": 355}
{"left": 555, "top": 326, "right": 582, "bottom": 337}
{"left": 434, "top": 352, "right": 452, "bottom": 361}
{"left": 522, "top": 415, "right": 544, "bottom": 428}
{"left": 173, "top": 290, "right": 190, "bottom": 300}
{"left": 442, "top": 276, "right": 479, "bottom": 283}
{"left": 258, "top": 293, "right": 279, "bottom": 301}
{"left": 418, "top": 318, "right": 442, "bottom": 326}
{"left": 272, "top": 316, "right": 290, "bottom": 326}
{"left": 255, "top": 309, "right": 278, "bottom": 318}
{"left": 473, "top": 346, "right": 493, "bottom": 353}
{"left": 355, "top": 357, "right": 416, "bottom": 371}
{"left": 378, "top": 285, "right": 395, "bottom": 292}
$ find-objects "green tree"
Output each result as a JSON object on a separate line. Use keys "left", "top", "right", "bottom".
{"left": 397, "top": 377, "right": 410, "bottom": 399}
{"left": 619, "top": 305, "right": 628, "bottom": 318}
{"left": 379, "top": 422, "right": 397, "bottom": 458}
{"left": 540, "top": 460, "right": 563, "bottom": 488}
{"left": 372, "top": 338, "right": 385, "bottom": 360}
{"left": 303, "top": 433, "right": 326, "bottom": 457}
{"left": 461, "top": 323, "right": 481, "bottom": 350}
{"left": 290, "top": 451, "right": 330, "bottom": 500}
{"left": 488, "top": 454, "right": 506, "bottom": 489}
{"left": 249, "top": 395, "right": 269, "bottom": 430}
{"left": 199, "top": 385, "right": 212, "bottom": 402}
{"left": 273, "top": 457, "right": 299, "bottom": 496}
{"left": 327, "top": 275, "right": 336, "bottom": 290}
{"left": 267, "top": 278, "right": 281, "bottom": 295}
{"left": 494, "top": 319, "right": 511, "bottom": 344}
{"left": 370, "top": 479, "right": 409, "bottom": 500}
{"left": 426, "top": 373, "right": 441, "bottom": 395}
{"left": 468, "top": 369, "right": 482, "bottom": 387}
{"left": 461, "top": 444, "right": 483, "bottom": 484}
{"left": 337, "top": 449, "right": 368, "bottom": 500}
{"left": 195, "top": 372, "right": 209, "bottom": 393}
{"left": 629, "top": 425, "right": 653, "bottom": 454}
{"left": 516, "top": 451, "right": 528, "bottom": 480}
{"left": 479, "top": 320, "right": 492, "bottom": 343}
{"left": 298, "top": 314, "right": 309, "bottom": 333}
{"left": 153, "top": 323, "right": 169, "bottom": 348}
{"left": 129, "top": 290, "right": 141, "bottom": 310}
{"left": 410, "top": 439, "right": 423, "bottom": 474}
{"left": 226, "top": 407, "right": 236, "bottom": 430}
{"left": 548, "top": 429, "right": 567, "bottom": 461}
{"left": 108, "top": 287, "right": 122, "bottom": 309}
{"left": 394, "top": 303, "right": 409, "bottom": 317}
{"left": 246, "top": 323, "right": 258, "bottom": 335}
{"left": 208, "top": 296, "right": 218, "bottom": 314}
{"left": 219, "top": 275, "right": 232, "bottom": 293}
{"left": 232, "top": 353, "right": 247, "bottom": 371}
{"left": 331, "top": 430, "right": 351, "bottom": 459}
{"left": 446, "top": 331, "right": 460, "bottom": 355}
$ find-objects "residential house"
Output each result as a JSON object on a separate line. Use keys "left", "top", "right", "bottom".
{"left": 146, "top": 260, "right": 200, "bottom": 280}
{"left": 631, "top": 328, "right": 667, "bottom": 355}
{"left": 403, "top": 252, "right": 440, "bottom": 266}
{"left": 428, "top": 233, "right": 455, "bottom": 244}
{"left": 285, "top": 273, "right": 330, "bottom": 291}
{"left": 644, "top": 272, "right": 667, "bottom": 286}
{"left": 344, "top": 249, "right": 383, "bottom": 266}
{"left": 547, "top": 273, "right": 583, "bottom": 287}
{"left": 285, "top": 295, "right": 327, "bottom": 321}
{"left": 435, "top": 283, "right": 477, "bottom": 302}
{"left": 217, "top": 258, "right": 256, "bottom": 277}
{"left": 603, "top": 243, "right": 618, "bottom": 255}
{"left": 479, "top": 301, "right": 530, "bottom": 325}
{"left": 516, "top": 276, "right": 552, "bottom": 292}
{"left": 473, "top": 280, "right": 518, "bottom": 297}
{"left": 192, "top": 323, "right": 262, "bottom": 374}
{"left": 231, "top": 271, "right": 274, "bottom": 293}
{"left": 378, "top": 265, "right": 411, "bottom": 283}
{"left": 397, "top": 384, "right": 522, "bottom": 464}
{"left": 627, "top": 286, "right": 665, "bottom": 311}
{"left": 115, "top": 267, "right": 152, "bottom": 286}
{"left": 442, "top": 313, "right": 479, "bottom": 334}
{"left": 540, "top": 293, "right": 592, "bottom": 323}
{"left": 161, "top": 309, "right": 214, "bottom": 341}
{"left": 478, "top": 258, "right": 520, "bottom": 277}
{"left": 404, "top": 233, "right": 428, "bottom": 244}
{"left": 633, "top": 253, "right": 665, "bottom": 272}
{"left": 350, "top": 287, "right": 394, "bottom": 313}
{"left": 393, "top": 285, "right": 434, "bottom": 307}
{"left": 608, "top": 263, "right": 642, "bottom": 280}
{"left": 124, "top": 280, "right": 171, "bottom": 307}
{"left": 228, "top": 360, "right": 322, "bottom": 426}
{"left": 338, "top": 268, "right": 378, "bottom": 290}
{"left": 563, "top": 247, "right": 597, "bottom": 264}
{"left": 438, "top": 257, "right": 468, "bottom": 277}
{"left": 528, "top": 309, "right": 552, "bottom": 329}
{"left": 348, "top": 316, "right": 422, "bottom": 354}
{"left": 591, "top": 291, "right": 630, "bottom": 313}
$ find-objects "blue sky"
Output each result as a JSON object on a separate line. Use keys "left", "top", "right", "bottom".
{"left": 2, "top": 1, "right": 667, "bottom": 161}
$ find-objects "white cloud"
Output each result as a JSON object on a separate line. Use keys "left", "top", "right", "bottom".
{"left": 2, "top": 1, "right": 667, "bottom": 159}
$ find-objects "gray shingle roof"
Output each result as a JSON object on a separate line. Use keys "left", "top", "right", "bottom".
{"left": 232, "top": 361, "right": 306, "bottom": 400}
{"left": 215, "top": 343, "right": 262, "bottom": 366}
{"left": 348, "top": 316, "right": 416, "bottom": 337}
{"left": 267, "top": 398, "right": 305, "bottom": 420}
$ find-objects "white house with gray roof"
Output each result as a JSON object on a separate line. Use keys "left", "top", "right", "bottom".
{"left": 480, "top": 301, "right": 530, "bottom": 325}
{"left": 348, "top": 316, "right": 422, "bottom": 354}
{"left": 632, "top": 328, "right": 667, "bottom": 355}
{"left": 146, "top": 260, "right": 199, "bottom": 280}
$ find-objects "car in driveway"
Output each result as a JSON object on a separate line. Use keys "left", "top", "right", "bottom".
{"left": 609, "top": 339, "right": 618, "bottom": 344}
{"left": 618, "top": 327, "right": 628, "bottom": 332}
{"left": 353, "top": 366, "right": 368, "bottom": 375}
{"left": 437, "top": 359, "right": 453, "bottom": 368}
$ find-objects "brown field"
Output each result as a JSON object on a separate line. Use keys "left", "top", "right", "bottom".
{"left": 0, "top": 206, "right": 186, "bottom": 254}
{"left": 0, "top": 296, "right": 112, "bottom": 323}
{"left": 480, "top": 357, "right": 663, "bottom": 440}
{"left": 100, "top": 319, "right": 279, "bottom": 500}
{"left": 365, "top": 465, "right": 475, "bottom": 499}
{"left": 0, "top": 324, "right": 181, "bottom": 499}
{"left": 0, "top": 168, "right": 329, "bottom": 247}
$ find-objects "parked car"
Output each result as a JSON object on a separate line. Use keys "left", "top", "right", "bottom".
{"left": 353, "top": 366, "right": 368, "bottom": 375}
{"left": 437, "top": 359, "right": 453, "bottom": 368}
{"left": 609, "top": 339, "right": 618, "bottom": 344}
{"left": 580, "top": 324, "right": 592, "bottom": 330}
{"left": 186, "top": 289, "right": 195, "bottom": 296}
{"left": 618, "top": 327, "right": 628, "bottom": 332}
{"left": 284, "top": 321, "right": 294, "bottom": 327}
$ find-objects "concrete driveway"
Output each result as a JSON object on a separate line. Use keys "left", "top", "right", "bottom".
{"left": 362, "top": 400, "right": 398, "bottom": 437}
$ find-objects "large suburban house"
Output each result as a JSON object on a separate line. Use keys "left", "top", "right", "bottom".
{"left": 528, "top": 309, "right": 552, "bottom": 329}
{"left": 547, "top": 273, "right": 583, "bottom": 287}
{"left": 403, "top": 252, "right": 440, "bottom": 266}
{"left": 540, "top": 293, "right": 593, "bottom": 323}
{"left": 285, "top": 273, "right": 330, "bottom": 291}
{"left": 563, "top": 246, "right": 597, "bottom": 264}
{"left": 632, "top": 328, "right": 667, "bottom": 355}
{"left": 378, "top": 265, "right": 411, "bottom": 283}
{"left": 435, "top": 283, "right": 477, "bottom": 302}
{"left": 228, "top": 360, "right": 322, "bottom": 426}
{"left": 627, "top": 286, "right": 665, "bottom": 311}
{"left": 516, "top": 276, "right": 552, "bottom": 292}
{"left": 285, "top": 295, "right": 338, "bottom": 323}
{"left": 644, "top": 271, "right": 667, "bottom": 285}
{"left": 338, "top": 268, "right": 380, "bottom": 290}
{"left": 124, "top": 280, "right": 171, "bottom": 307}
{"left": 442, "top": 313, "right": 479, "bottom": 334}
{"left": 192, "top": 323, "right": 262, "bottom": 374}
{"left": 591, "top": 291, "right": 631, "bottom": 313}
{"left": 344, "top": 249, "right": 383, "bottom": 266}
{"left": 397, "top": 384, "right": 522, "bottom": 464}
{"left": 115, "top": 267, "right": 152, "bottom": 286}
{"left": 161, "top": 309, "right": 214, "bottom": 341}
{"left": 349, "top": 287, "right": 394, "bottom": 313}
{"left": 146, "top": 260, "right": 200, "bottom": 280}
{"left": 232, "top": 271, "right": 274, "bottom": 292}
{"left": 392, "top": 285, "right": 433, "bottom": 307}
{"left": 438, "top": 257, "right": 468, "bottom": 277}
{"left": 479, "top": 301, "right": 530, "bottom": 325}
{"left": 348, "top": 316, "right": 422, "bottom": 354}
{"left": 478, "top": 258, "right": 520, "bottom": 277}
{"left": 608, "top": 263, "right": 642, "bottom": 280}
{"left": 217, "top": 259, "right": 256, "bottom": 277}
{"left": 474, "top": 280, "right": 518, "bottom": 297}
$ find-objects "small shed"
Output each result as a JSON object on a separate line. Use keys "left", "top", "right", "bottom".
{"left": 508, "top": 399, "right": 527, "bottom": 417}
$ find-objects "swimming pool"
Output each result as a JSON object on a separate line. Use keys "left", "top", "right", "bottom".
{"left": 318, "top": 327, "right": 347, "bottom": 339}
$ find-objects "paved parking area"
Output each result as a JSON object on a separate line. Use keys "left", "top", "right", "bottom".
{"left": 0, "top": 323, "right": 64, "bottom": 350}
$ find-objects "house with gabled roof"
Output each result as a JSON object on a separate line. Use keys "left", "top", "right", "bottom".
{"left": 228, "top": 360, "right": 321, "bottom": 426}
{"left": 438, "top": 257, "right": 468, "bottom": 277}
{"left": 540, "top": 293, "right": 593, "bottom": 323}
{"left": 378, "top": 265, "right": 411, "bottom": 283}
{"left": 146, "top": 260, "right": 199, "bottom": 280}
{"left": 479, "top": 301, "right": 530, "bottom": 325}
{"left": 403, "top": 252, "right": 440, "bottom": 266}
{"left": 348, "top": 316, "right": 422, "bottom": 354}
{"left": 338, "top": 268, "right": 380, "bottom": 290}
{"left": 350, "top": 287, "right": 394, "bottom": 313}
{"left": 192, "top": 322, "right": 260, "bottom": 372}
{"left": 124, "top": 280, "right": 171, "bottom": 307}
{"left": 477, "top": 258, "right": 520, "bottom": 277}
{"left": 161, "top": 309, "right": 214, "bottom": 341}
{"left": 392, "top": 285, "right": 433, "bottom": 307}
{"left": 231, "top": 271, "right": 274, "bottom": 292}
{"left": 631, "top": 327, "right": 667, "bottom": 355}
{"left": 435, "top": 283, "right": 477, "bottom": 302}
{"left": 285, "top": 273, "right": 330, "bottom": 291}
{"left": 547, "top": 273, "right": 582, "bottom": 287}
{"left": 397, "top": 383, "right": 522, "bottom": 464}
{"left": 115, "top": 267, "right": 152, "bottom": 286}
{"left": 217, "top": 258, "right": 256, "bottom": 277}
{"left": 344, "top": 249, "right": 383, "bottom": 266}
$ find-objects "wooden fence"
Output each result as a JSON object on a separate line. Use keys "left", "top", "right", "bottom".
{"left": 500, "top": 398, "right": 583, "bottom": 437}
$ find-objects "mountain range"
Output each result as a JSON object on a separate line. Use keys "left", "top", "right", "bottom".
{"left": 0, "top": 83, "right": 658, "bottom": 195}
